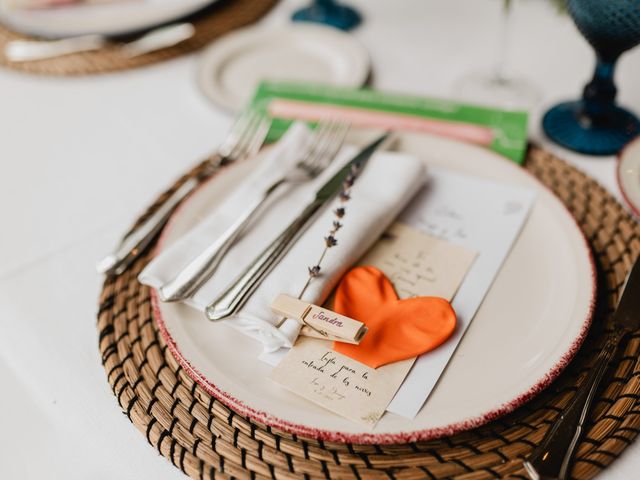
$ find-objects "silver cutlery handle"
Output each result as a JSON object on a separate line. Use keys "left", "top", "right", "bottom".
{"left": 524, "top": 331, "right": 623, "bottom": 480}
{"left": 96, "top": 177, "right": 200, "bottom": 276}
{"left": 5, "top": 34, "right": 105, "bottom": 62}
{"left": 122, "top": 23, "right": 195, "bottom": 58}
{"left": 206, "top": 202, "right": 321, "bottom": 321}
{"left": 159, "top": 189, "right": 273, "bottom": 302}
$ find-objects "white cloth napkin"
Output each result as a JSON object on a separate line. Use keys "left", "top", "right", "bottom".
{"left": 139, "top": 123, "right": 427, "bottom": 352}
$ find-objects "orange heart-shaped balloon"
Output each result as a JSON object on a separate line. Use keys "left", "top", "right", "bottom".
{"left": 333, "top": 266, "right": 456, "bottom": 368}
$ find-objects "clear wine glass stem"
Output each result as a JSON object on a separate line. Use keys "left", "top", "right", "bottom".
{"left": 452, "top": 0, "right": 538, "bottom": 109}
{"left": 494, "top": 0, "right": 514, "bottom": 84}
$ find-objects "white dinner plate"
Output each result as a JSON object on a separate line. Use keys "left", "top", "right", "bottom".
{"left": 618, "top": 137, "right": 640, "bottom": 218}
{"left": 152, "top": 131, "right": 595, "bottom": 444}
{"left": 196, "top": 25, "right": 370, "bottom": 111}
{"left": 0, "top": 0, "right": 216, "bottom": 38}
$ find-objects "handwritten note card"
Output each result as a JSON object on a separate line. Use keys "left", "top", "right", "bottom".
{"left": 270, "top": 338, "right": 413, "bottom": 426}
{"left": 270, "top": 225, "right": 476, "bottom": 426}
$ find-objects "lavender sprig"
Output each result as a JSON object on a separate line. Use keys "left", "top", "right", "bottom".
{"left": 274, "top": 163, "right": 364, "bottom": 334}
{"left": 297, "top": 164, "right": 362, "bottom": 302}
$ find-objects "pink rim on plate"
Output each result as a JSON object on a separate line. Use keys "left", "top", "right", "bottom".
{"left": 149, "top": 141, "right": 597, "bottom": 444}
{"left": 617, "top": 136, "right": 640, "bottom": 218}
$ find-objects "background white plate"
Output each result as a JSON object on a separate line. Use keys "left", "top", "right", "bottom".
{"left": 0, "top": 0, "right": 216, "bottom": 38}
{"left": 618, "top": 137, "right": 640, "bottom": 218}
{"left": 197, "top": 25, "right": 370, "bottom": 112}
{"left": 153, "top": 131, "right": 595, "bottom": 443}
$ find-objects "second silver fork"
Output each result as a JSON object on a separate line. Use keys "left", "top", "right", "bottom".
{"left": 96, "top": 109, "right": 269, "bottom": 277}
{"left": 158, "top": 121, "right": 349, "bottom": 302}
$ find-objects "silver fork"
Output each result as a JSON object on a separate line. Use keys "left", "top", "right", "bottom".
{"left": 158, "top": 121, "right": 349, "bottom": 302}
{"left": 96, "top": 110, "right": 270, "bottom": 277}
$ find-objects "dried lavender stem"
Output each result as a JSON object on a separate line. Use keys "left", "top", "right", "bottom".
{"left": 274, "top": 166, "right": 360, "bottom": 335}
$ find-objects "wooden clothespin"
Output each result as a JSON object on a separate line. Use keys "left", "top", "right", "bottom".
{"left": 271, "top": 294, "right": 368, "bottom": 344}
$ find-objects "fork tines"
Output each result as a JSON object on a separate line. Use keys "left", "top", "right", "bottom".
{"left": 218, "top": 109, "right": 271, "bottom": 164}
{"left": 298, "top": 120, "right": 349, "bottom": 174}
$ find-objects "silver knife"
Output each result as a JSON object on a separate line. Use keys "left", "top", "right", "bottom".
{"left": 524, "top": 256, "right": 640, "bottom": 480}
{"left": 205, "top": 132, "right": 392, "bottom": 321}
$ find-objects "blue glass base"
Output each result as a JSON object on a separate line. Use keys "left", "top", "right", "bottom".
{"left": 292, "top": 3, "right": 361, "bottom": 31}
{"left": 543, "top": 101, "right": 640, "bottom": 156}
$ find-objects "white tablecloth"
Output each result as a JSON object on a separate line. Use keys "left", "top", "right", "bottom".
{"left": 1, "top": 1, "right": 638, "bottom": 478}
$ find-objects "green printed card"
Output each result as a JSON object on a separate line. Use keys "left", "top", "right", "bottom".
{"left": 248, "top": 81, "right": 528, "bottom": 164}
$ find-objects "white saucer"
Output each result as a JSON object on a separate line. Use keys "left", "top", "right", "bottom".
{"left": 0, "top": 0, "right": 216, "bottom": 38}
{"left": 196, "top": 24, "right": 370, "bottom": 112}
{"left": 618, "top": 137, "right": 640, "bottom": 218}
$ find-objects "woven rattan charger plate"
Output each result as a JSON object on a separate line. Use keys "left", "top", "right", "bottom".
{"left": 98, "top": 146, "right": 640, "bottom": 479}
{"left": 0, "top": 0, "right": 276, "bottom": 75}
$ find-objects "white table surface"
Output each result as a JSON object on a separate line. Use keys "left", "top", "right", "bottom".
{"left": 1, "top": 0, "right": 639, "bottom": 478}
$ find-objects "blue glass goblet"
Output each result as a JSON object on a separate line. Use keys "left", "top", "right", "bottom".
{"left": 292, "top": 0, "right": 361, "bottom": 31}
{"left": 543, "top": 0, "right": 640, "bottom": 156}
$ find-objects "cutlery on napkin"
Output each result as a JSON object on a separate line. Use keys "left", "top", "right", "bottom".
{"left": 139, "top": 123, "right": 428, "bottom": 353}
{"left": 159, "top": 121, "right": 349, "bottom": 303}
{"left": 205, "top": 130, "right": 391, "bottom": 323}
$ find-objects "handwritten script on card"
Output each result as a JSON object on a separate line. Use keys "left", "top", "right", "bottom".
{"left": 361, "top": 222, "right": 476, "bottom": 299}
{"left": 270, "top": 337, "right": 412, "bottom": 426}
{"left": 270, "top": 223, "right": 476, "bottom": 427}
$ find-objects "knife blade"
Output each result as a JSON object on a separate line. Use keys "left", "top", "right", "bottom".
{"left": 313, "top": 132, "right": 391, "bottom": 202}
{"left": 206, "top": 131, "right": 392, "bottom": 321}
{"left": 524, "top": 256, "right": 640, "bottom": 480}
{"left": 610, "top": 257, "right": 640, "bottom": 330}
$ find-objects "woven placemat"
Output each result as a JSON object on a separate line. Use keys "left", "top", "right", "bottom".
{"left": 0, "top": 0, "right": 276, "bottom": 75}
{"left": 98, "top": 146, "right": 640, "bottom": 479}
